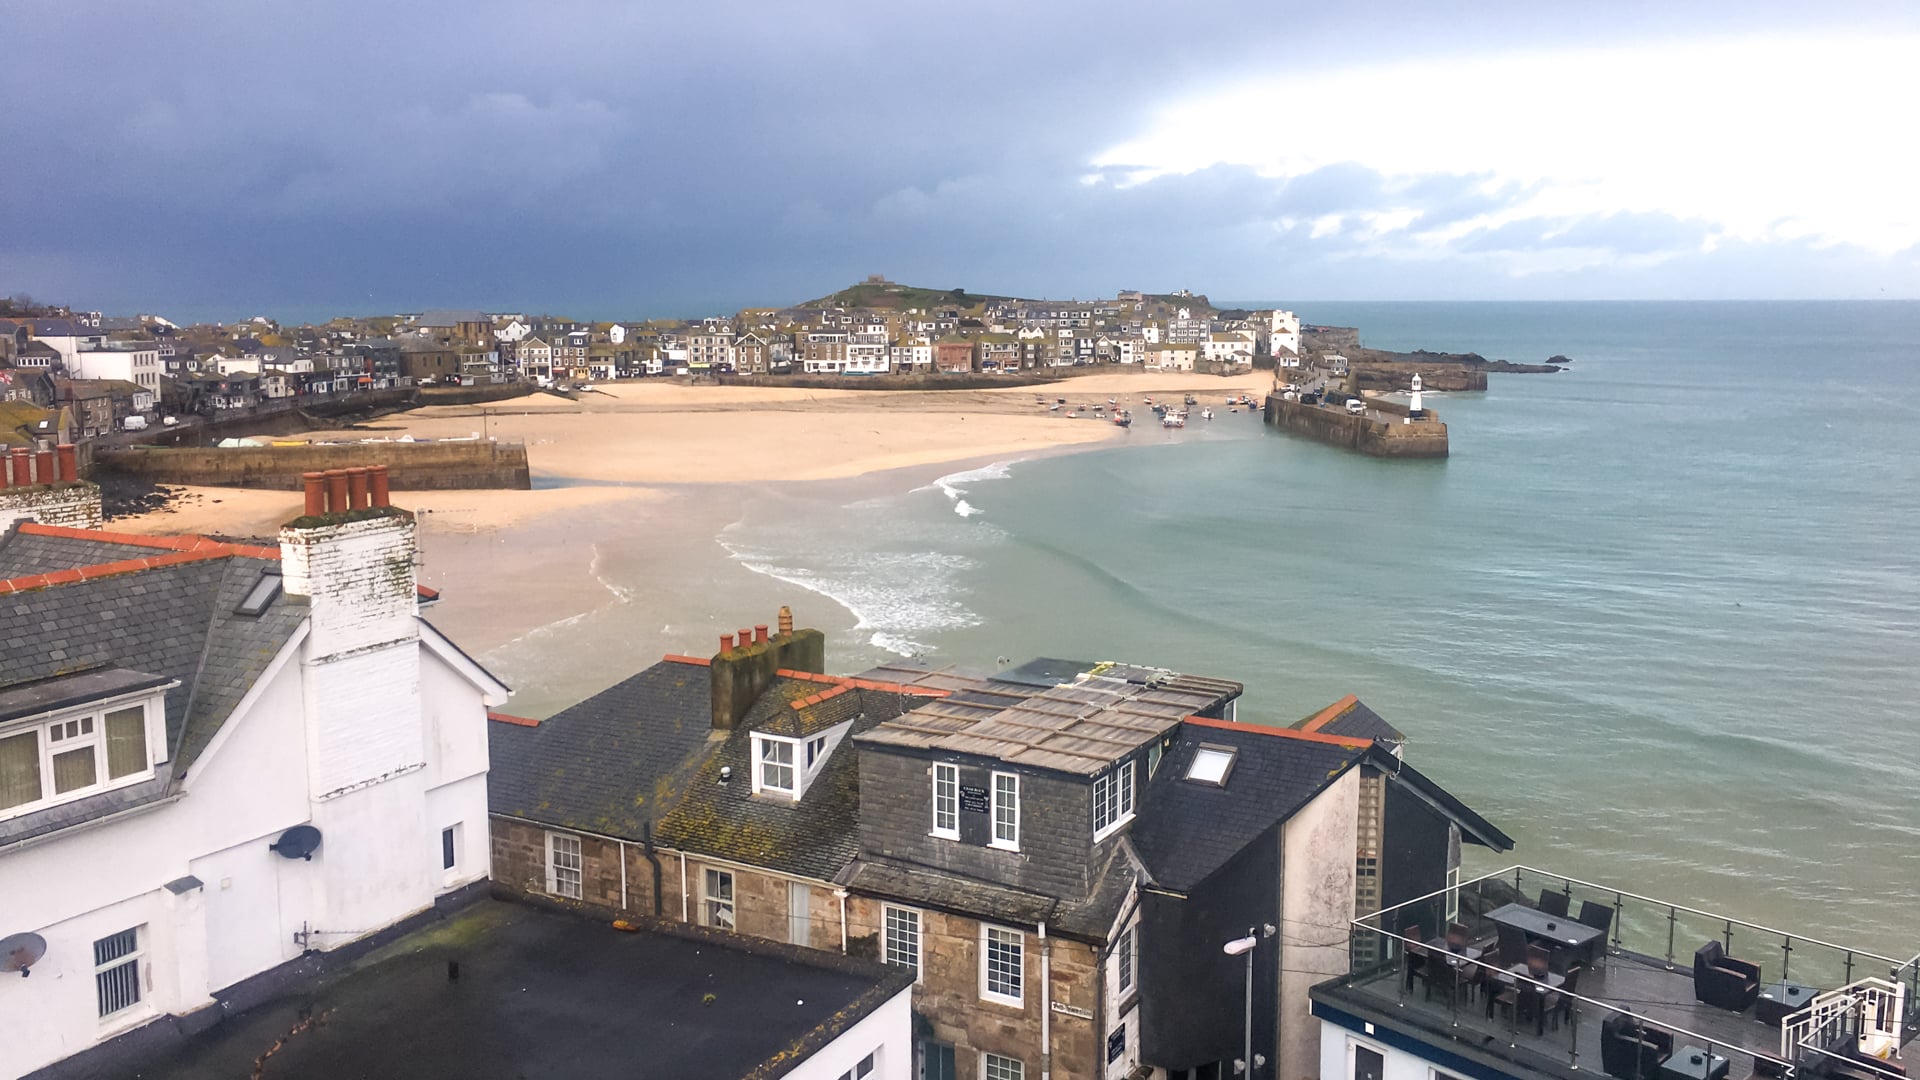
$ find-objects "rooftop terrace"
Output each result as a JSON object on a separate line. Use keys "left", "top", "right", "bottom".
{"left": 855, "top": 657, "right": 1242, "bottom": 775}
{"left": 38, "top": 899, "right": 906, "bottom": 1080}
{"left": 1314, "top": 866, "right": 1917, "bottom": 1080}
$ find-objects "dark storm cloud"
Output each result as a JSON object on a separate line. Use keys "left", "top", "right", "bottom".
{"left": 3, "top": 0, "right": 1916, "bottom": 317}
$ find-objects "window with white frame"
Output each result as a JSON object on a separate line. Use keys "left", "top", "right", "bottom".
{"left": 983, "top": 1051, "right": 1025, "bottom": 1080}
{"left": 931, "top": 763, "right": 959, "bottom": 839}
{"left": 94, "top": 927, "right": 143, "bottom": 1018}
{"left": 981, "top": 924, "right": 1023, "bottom": 1006}
{"left": 1116, "top": 924, "right": 1135, "bottom": 993}
{"left": 442, "top": 824, "right": 460, "bottom": 872}
{"left": 883, "top": 905, "right": 922, "bottom": 980}
{"left": 757, "top": 736, "right": 796, "bottom": 795}
{"left": 703, "top": 868, "right": 735, "bottom": 929}
{"left": 806, "top": 734, "right": 829, "bottom": 769}
{"left": 1446, "top": 866, "right": 1461, "bottom": 922}
{"left": 0, "top": 698, "right": 157, "bottom": 819}
{"left": 1092, "top": 758, "right": 1135, "bottom": 837}
{"left": 834, "top": 1052, "right": 877, "bottom": 1080}
{"left": 1351, "top": 1040, "right": 1385, "bottom": 1080}
{"left": 546, "top": 832, "right": 582, "bottom": 899}
{"left": 991, "top": 771, "right": 1019, "bottom": 850}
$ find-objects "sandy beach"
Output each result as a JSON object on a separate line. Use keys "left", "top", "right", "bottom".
{"left": 98, "top": 370, "right": 1272, "bottom": 712}
{"left": 108, "top": 370, "right": 1272, "bottom": 534}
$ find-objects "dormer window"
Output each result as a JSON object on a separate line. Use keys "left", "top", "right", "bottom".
{"left": 1, "top": 694, "right": 164, "bottom": 820}
{"left": 1092, "top": 757, "right": 1136, "bottom": 841}
{"left": 757, "top": 737, "right": 796, "bottom": 795}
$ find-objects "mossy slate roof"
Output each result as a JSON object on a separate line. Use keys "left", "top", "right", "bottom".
{"left": 488, "top": 659, "right": 715, "bottom": 840}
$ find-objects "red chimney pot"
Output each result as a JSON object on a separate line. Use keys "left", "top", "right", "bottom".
{"left": 301, "top": 472, "right": 326, "bottom": 516}
{"left": 8, "top": 449, "right": 28, "bottom": 486}
{"left": 754, "top": 624, "right": 769, "bottom": 643}
{"left": 56, "top": 444, "right": 78, "bottom": 483}
{"left": 34, "top": 448, "right": 55, "bottom": 486}
{"left": 324, "top": 469, "right": 349, "bottom": 514}
{"left": 720, "top": 633, "right": 735, "bottom": 653}
{"left": 346, "top": 467, "right": 370, "bottom": 510}
{"left": 368, "top": 464, "right": 391, "bottom": 507}
{"left": 737, "top": 628, "right": 752, "bottom": 649}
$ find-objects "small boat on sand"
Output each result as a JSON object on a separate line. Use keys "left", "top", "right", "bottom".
{"left": 1162, "top": 411, "right": 1186, "bottom": 429}
{"left": 1113, "top": 409, "right": 1132, "bottom": 428}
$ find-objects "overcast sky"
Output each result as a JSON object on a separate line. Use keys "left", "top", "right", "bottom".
{"left": 5, "top": 0, "right": 1918, "bottom": 321}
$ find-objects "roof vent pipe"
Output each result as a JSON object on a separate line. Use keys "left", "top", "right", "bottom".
{"left": 778, "top": 606, "right": 794, "bottom": 636}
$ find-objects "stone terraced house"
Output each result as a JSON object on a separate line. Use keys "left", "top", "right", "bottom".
{"left": 488, "top": 618, "right": 1508, "bottom": 1080}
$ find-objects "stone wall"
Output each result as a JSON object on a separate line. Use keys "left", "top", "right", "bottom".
{"left": 96, "top": 440, "right": 533, "bottom": 490}
{"left": 0, "top": 482, "right": 103, "bottom": 532}
{"left": 1263, "top": 397, "right": 1449, "bottom": 459}
{"left": 847, "top": 896, "right": 1102, "bottom": 1080}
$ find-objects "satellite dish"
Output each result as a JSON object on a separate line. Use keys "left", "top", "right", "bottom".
{"left": 2, "top": 932, "right": 47, "bottom": 977}
{"left": 270, "top": 825, "right": 322, "bottom": 861}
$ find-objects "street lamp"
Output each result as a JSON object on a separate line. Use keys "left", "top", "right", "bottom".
{"left": 1223, "top": 925, "right": 1276, "bottom": 1075}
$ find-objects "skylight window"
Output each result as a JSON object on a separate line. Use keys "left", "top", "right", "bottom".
{"left": 1186, "top": 746, "right": 1236, "bottom": 786}
{"left": 235, "top": 570, "right": 282, "bottom": 617}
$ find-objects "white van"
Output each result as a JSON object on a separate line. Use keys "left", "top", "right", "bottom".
{"left": 121, "top": 415, "right": 149, "bottom": 432}
{"left": 1345, "top": 398, "right": 1367, "bottom": 415}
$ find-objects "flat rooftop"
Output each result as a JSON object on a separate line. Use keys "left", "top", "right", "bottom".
{"left": 855, "top": 658, "right": 1241, "bottom": 775}
{"left": 50, "top": 900, "right": 903, "bottom": 1080}
{"left": 1316, "top": 866, "right": 1919, "bottom": 1080}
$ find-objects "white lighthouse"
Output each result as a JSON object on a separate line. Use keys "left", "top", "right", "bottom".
{"left": 1410, "top": 372, "right": 1424, "bottom": 416}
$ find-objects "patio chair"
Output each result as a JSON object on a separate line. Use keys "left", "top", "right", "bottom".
{"left": 1495, "top": 923, "right": 1529, "bottom": 966}
{"left": 1403, "top": 924, "right": 1429, "bottom": 994}
{"left": 1446, "top": 922, "right": 1471, "bottom": 952}
{"left": 1547, "top": 963, "right": 1583, "bottom": 1030}
{"left": 1578, "top": 900, "right": 1615, "bottom": 965}
{"left": 1538, "top": 889, "right": 1571, "bottom": 918}
{"left": 1600, "top": 1015, "right": 1673, "bottom": 1080}
{"left": 1693, "top": 940, "right": 1761, "bottom": 1012}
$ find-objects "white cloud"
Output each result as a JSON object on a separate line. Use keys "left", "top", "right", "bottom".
{"left": 1094, "top": 34, "right": 1920, "bottom": 255}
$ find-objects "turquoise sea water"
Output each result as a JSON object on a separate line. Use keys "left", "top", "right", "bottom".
{"left": 717, "top": 301, "right": 1920, "bottom": 953}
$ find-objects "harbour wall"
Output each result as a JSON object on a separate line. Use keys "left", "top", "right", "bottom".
{"left": 1263, "top": 396, "right": 1449, "bottom": 458}
{"left": 92, "top": 440, "right": 533, "bottom": 490}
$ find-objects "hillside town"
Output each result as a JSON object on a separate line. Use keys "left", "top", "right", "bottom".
{"left": 0, "top": 280, "right": 1303, "bottom": 444}
{"left": 0, "top": 281, "right": 1913, "bottom": 1080}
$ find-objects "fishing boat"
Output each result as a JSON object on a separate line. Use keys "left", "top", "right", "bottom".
{"left": 1184, "top": 394, "right": 1197, "bottom": 406}
{"left": 1162, "top": 411, "right": 1186, "bottom": 429}
{"left": 1201, "top": 408, "right": 1214, "bottom": 420}
{"left": 1113, "top": 409, "right": 1132, "bottom": 428}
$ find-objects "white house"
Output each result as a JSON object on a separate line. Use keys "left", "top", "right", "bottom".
{"left": 890, "top": 339, "right": 933, "bottom": 372}
{"left": 0, "top": 492, "right": 509, "bottom": 1079}
{"left": 1204, "top": 330, "right": 1257, "bottom": 367}
{"left": 1268, "top": 309, "right": 1301, "bottom": 360}
{"left": 70, "top": 343, "right": 162, "bottom": 393}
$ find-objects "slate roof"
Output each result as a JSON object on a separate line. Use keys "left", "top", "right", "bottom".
{"left": 0, "top": 525, "right": 307, "bottom": 848}
{"left": 487, "top": 658, "right": 714, "bottom": 840}
{"left": 1295, "top": 694, "right": 1405, "bottom": 744}
{"left": 658, "top": 685, "right": 918, "bottom": 881}
{"left": 1128, "top": 721, "right": 1368, "bottom": 894}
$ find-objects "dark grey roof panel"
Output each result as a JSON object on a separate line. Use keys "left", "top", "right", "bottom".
{"left": 1129, "top": 724, "right": 1365, "bottom": 894}
{"left": 1319, "top": 700, "right": 1404, "bottom": 743}
{"left": 487, "top": 659, "right": 715, "bottom": 840}
{"left": 0, "top": 528, "right": 154, "bottom": 577}
{"left": 0, "top": 667, "right": 173, "bottom": 723}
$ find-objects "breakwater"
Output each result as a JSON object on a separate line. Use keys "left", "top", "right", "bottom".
{"left": 93, "top": 440, "right": 533, "bottom": 490}
{"left": 1263, "top": 394, "right": 1448, "bottom": 458}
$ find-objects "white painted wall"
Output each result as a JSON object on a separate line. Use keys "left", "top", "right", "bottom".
{"left": 784, "top": 983, "right": 913, "bottom": 1080}
{"left": 0, "top": 516, "right": 505, "bottom": 1079}
{"left": 1319, "top": 1017, "right": 1443, "bottom": 1080}
{"left": 1280, "top": 770, "right": 1361, "bottom": 1080}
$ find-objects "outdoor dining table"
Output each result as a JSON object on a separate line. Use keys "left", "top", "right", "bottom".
{"left": 1486, "top": 964, "right": 1568, "bottom": 1033}
{"left": 1487, "top": 902, "right": 1607, "bottom": 956}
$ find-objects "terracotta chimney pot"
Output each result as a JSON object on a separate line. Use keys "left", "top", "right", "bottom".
{"left": 301, "top": 472, "right": 326, "bottom": 516}
{"left": 778, "top": 605, "right": 794, "bottom": 636}
{"left": 56, "top": 444, "right": 78, "bottom": 483}
{"left": 368, "top": 465, "right": 391, "bottom": 507}
{"left": 754, "top": 624, "right": 769, "bottom": 644}
{"left": 8, "top": 449, "right": 28, "bottom": 486}
{"left": 324, "top": 469, "right": 349, "bottom": 514}
{"left": 720, "top": 633, "right": 735, "bottom": 654}
{"left": 34, "top": 448, "right": 55, "bottom": 485}
{"left": 346, "top": 466, "right": 370, "bottom": 510}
